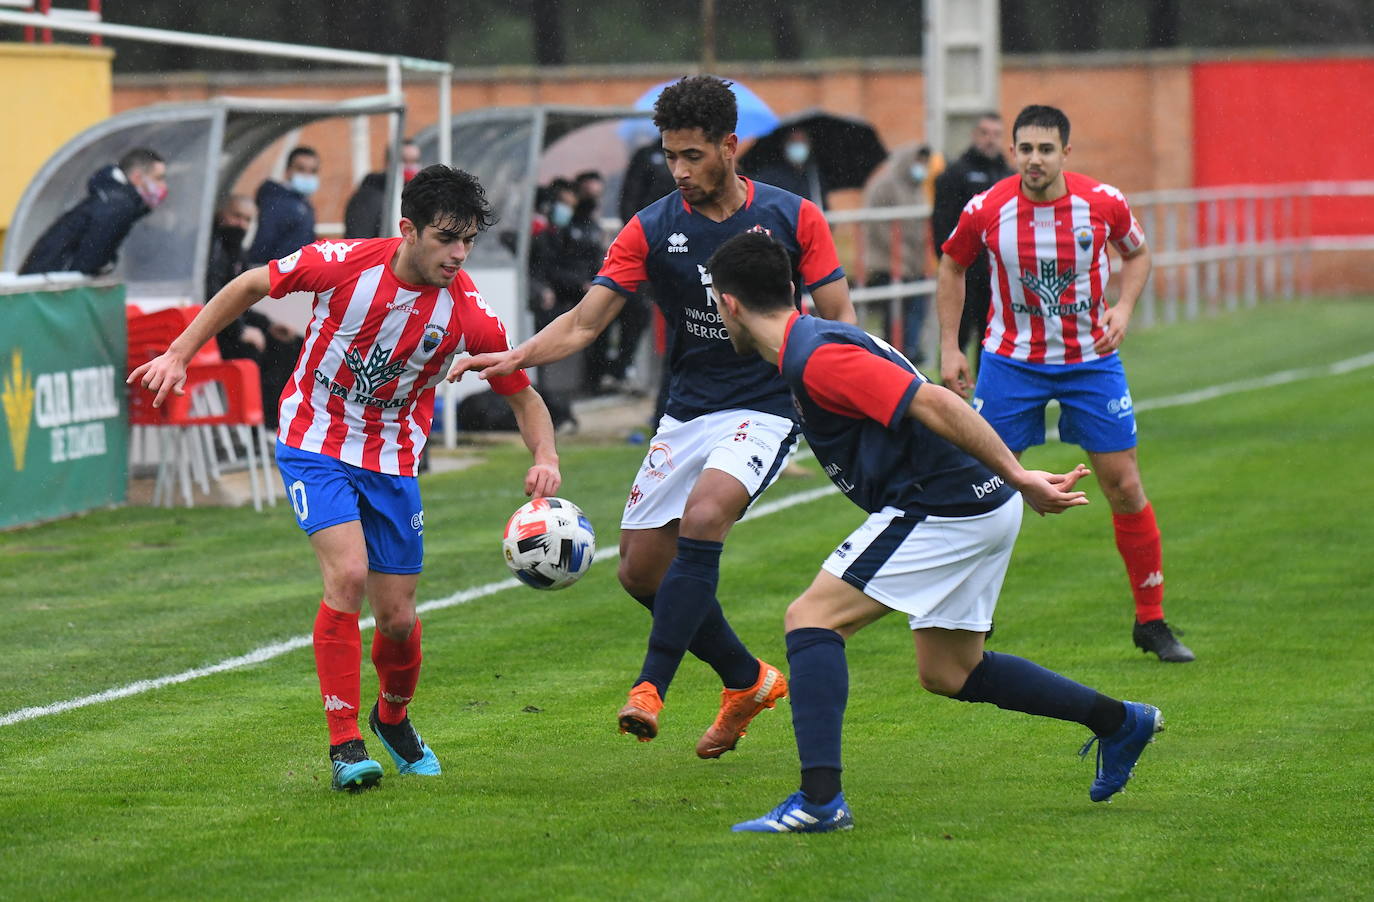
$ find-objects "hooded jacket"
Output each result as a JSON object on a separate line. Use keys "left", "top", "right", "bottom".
{"left": 20, "top": 165, "right": 150, "bottom": 276}
{"left": 862, "top": 143, "right": 933, "bottom": 280}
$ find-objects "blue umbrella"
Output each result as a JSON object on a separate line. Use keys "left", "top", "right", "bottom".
{"left": 620, "top": 78, "right": 781, "bottom": 142}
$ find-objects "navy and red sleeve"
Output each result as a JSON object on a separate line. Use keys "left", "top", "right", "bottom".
{"left": 795, "top": 199, "right": 845, "bottom": 292}
{"left": 799, "top": 343, "right": 921, "bottom": 430}
{"left": 591, "top": 216, "right": 651, "bottom": 295}
{"left": 939, "top": 193, "right": 990, "bottom": 267}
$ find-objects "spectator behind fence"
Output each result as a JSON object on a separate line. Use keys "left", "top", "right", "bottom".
{"left": 20, "top": 148, "right": 168, "bottom": 276}
{"left": 751, "top": 127, "right": 827, "bottom": 210}
{"left": 344, "top": 139, "right": 423, "bottom": 239}
{"left": 247, "top": 146, "right": 320, "bottom": 264}
{"left": 528, "top": 179, "right": 580, "bottom": 333}
{"left": 208, "top": 194, "right": 302, "bottom": 429}
{"left": 863, "top": 143, "right": 933, "bottom": 363}
{"left": 570, "top": 171, "right": 635, "bottom": 394}
{"left": 931, "top": 113, "right": 1012, "bottom": 366}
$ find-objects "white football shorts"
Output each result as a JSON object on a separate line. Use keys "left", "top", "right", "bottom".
{"left": 821, "top": 495, "right": 1023, "bottom": 631}
{"left": 621, "top": 408, "right": 799, "bottom": 530}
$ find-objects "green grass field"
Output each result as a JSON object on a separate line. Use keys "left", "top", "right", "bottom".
{"left": 2, "top": 298, "right": 1371, "bottom": 900}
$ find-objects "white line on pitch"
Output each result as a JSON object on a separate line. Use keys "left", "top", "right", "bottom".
{"left": 0, "top": 483, "right": 840, "bottom": 728}
{"left": 5, "top": 351, "right": 1369, "bottom": 728}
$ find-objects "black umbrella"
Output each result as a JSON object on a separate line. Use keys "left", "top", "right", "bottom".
{"left": 740, "top": 109, "right": 888, "bottom": 191}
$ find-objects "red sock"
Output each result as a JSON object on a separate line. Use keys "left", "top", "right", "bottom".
{"left": 1112, "top": 503, "right": 1165, "bottom": 624}
{"left": 371, "top": 618, "right": 423, "bottom": 725}
{"left": 313, "top": 601, "right": 363, "bottom": 746}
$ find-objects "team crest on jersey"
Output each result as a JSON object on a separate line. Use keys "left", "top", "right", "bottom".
{"left": 746, "top": 224, "right": 772, "bottom": 237}
{"left": 1074, "top": 226, "right": 1094, "bottom": 251}
{"left": 422, "top": 323, "right": 450, "bottom": 354}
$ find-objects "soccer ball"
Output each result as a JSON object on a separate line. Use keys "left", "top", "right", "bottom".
{"left": 502, "top": 497, "right": 596, "bottom": 590}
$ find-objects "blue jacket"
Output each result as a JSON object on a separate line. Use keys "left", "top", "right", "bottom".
{"left": 20, "top": 165, "right": 150, "bottom": 275}
{"left": 247, "top": 179, "right": 316, "bottom": 264}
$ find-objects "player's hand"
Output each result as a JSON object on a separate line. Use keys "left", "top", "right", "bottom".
{"left": 1094, "top": 306, "right": 1130, "bottom": 355}
{"left": 524, "top": 463, "right": 562, "bottom": 498}
{"left": 1015, "top": 468, "right": 1090, "bottom": 516}
{"left": 940, "top": 348, "right": 973, "bottom": 400}
{"left": 447, "top": 348, "right": 522, "bottom": 383}
{"left": 126, "top": 352, "right": 188, "bottom": 408}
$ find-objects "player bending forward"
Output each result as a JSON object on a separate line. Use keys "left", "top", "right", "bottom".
{"left": 130, "top": 166, "right": 561, "bottom": 791}
{"left": 707, "top": 232, "right": 1162, "bottom": 833}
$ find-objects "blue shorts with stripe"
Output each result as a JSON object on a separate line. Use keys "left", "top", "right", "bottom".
{"left": 973, "top": 352, "right": 1138, "bottom": 454}
{"left": 275, "top": 442, "right": 425, "bottom": 575}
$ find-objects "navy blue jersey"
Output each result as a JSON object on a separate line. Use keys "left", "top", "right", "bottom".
{"left": 595, "top": 177, "right": 844, "bottom": 420}
{"left": 779, "top": 313, "right": 1017, "bottom": 517}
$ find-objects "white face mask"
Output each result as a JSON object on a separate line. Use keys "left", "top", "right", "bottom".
{"left": 909, "top": 163, "right": 928, "bottom": 183}
{"left": 551, "top": 201, "right": 573, "bottom": 228}
{"left": 289, "top": 172, "right": 319, "bottom": 196}
{"left": 785, "top": 141, "right": 810, "bottom": 166}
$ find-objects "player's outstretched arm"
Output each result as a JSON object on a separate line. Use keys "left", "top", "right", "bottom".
{"left": 906, "top": 381, "right": 1089, "bottom": 515}
{"left": 935, "top": 254, "right": 973, "bottom": 398}
{"left": 810, "top": 278, "right": 858, "bottom": 325}
{"left": 447, "top": 284, "right": 627, "bottom": 383}
{"left": 126, "top": 266, "right": 272, "bottom": 408}
{"left": 504, "top": 385, "right": 562, "bottom": 498}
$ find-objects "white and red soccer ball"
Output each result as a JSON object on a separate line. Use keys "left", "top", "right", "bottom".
{"left": 502, "top": 497, "right": 596, "bottom": 590}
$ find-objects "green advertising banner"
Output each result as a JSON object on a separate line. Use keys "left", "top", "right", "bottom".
{"left": 1, "top": 283, "right": 128, "bottom": 529}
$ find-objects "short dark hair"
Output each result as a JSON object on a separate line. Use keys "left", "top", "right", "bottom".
{"left": 1012, "top": 105, "right": 1071, "bottom": 146}
{"left": 286, "top": 146, "right": 319, "bottom": 168}
{"left": 401, "top": 165, "right": 497, "bottom": 234}
{"left": 574, "top": 170, "right": 603, "bottom": 187}
{"left": 118, "top": 147, "right": 163, "bottom": 175}
{"left": 653, "top": 76, "right": 738, "bottom": 143}
{"left": 706, "top": 231, "right": 795, "bottom": 313}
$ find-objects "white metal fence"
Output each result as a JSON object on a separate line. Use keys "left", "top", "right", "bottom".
{"left": 825, "top": 180, "right": 1374, "bottom": 350}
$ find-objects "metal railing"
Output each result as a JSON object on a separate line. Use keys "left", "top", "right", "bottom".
{"left": 825, "top": 181, "right": 1374, "bottom": 349}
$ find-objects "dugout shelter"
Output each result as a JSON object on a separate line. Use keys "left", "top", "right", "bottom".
{"left": 1, "top": 95, "right": 406, "bottom": 307}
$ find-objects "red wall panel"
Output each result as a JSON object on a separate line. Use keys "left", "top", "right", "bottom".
{"left": 1192, "top": 59, "right": 1374, "bottom": 236}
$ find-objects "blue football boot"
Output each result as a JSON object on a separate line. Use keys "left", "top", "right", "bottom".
{"left": 1080, "top": 701, "right": 1163, "bottom": 802}
{"left": 732, "top": 791, "right": 854, "bottom": 833}
{"left": 329, "top": 739, "right": 384, "bottom": 792}
{"left": 368, "top": 703, "right": 442, "bottom": 776}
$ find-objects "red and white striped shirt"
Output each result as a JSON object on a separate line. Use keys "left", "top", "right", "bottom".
{"left": 942, "top": 171, "right": 1146, "bottom": 365}
{"left": 267, "top": 237, "right": 528, "bottom": 476}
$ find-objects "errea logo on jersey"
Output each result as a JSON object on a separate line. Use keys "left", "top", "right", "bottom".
{"left": 668, "top": 232, "right": 689, "bottom": 253}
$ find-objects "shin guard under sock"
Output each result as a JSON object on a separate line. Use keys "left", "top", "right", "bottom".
{"left": 313, "top": 601, "right": 363, "bottom": 745}
{"left": 371, "top": 618, "right": 423, "bottom": 725}
{"left": 954, "top": 650, "right": 1123, "bottom": 734}
{"left": 1113, "top": 503, "right": 1165, "bottom": 623}
{"left": 636, "top": 538, "right": 724, "bottom": 696}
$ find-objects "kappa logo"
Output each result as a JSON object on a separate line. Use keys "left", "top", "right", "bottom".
{"left": 381, "top": 691, "right": 413, "bottom": 704}
{"left": 1, "top": 349, "right": 35, "bottom": 471}
{"left": 1092, "top": 182, "right": 1127, "bottom": 203}
{"left": 323, "top": 695, "right": 355, "bottom": 712}
{"left": 962, "top": 189, "right": 990, "bottom": 215}
{"left": 315, "top": 240, "right": 359, "bottom": 263}
{"left": 668, "top": 232, "right": 689, "bottom": 253}
{"left": 1138, "top": 571, "right": 1164, "bottom": 589}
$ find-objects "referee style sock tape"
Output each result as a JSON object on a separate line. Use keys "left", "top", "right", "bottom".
{"left": 4, "top": 351, "right": 1370, "bottom": 729}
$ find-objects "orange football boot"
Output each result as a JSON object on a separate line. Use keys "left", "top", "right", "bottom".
{"left": 617, "top": 681, "right": 664, "bottom": 742}
{"left": 696, "top": 659, "right": 788, "bottom": 759}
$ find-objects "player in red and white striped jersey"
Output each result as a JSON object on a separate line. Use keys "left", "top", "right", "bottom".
{"left": 936, "top": 105, "right": 1194, "bottom": 663}
{"left": 130, "top": 166, "right": 564, "bottom": 788}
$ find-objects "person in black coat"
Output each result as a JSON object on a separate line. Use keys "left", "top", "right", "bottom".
{"left": 343, "top": 139, "right": 422, "bottom": 239}
{"left": 931, "top": 114, "right": 1013, "bottom": 361}
{"left": 208, "top": 194, "right": 301, "bottom": 428}
{"left": 247, "top": 146, "right": 319, "bottom": 264}
{"left": 20, "top": 148, "right": 167, "bottom": 276}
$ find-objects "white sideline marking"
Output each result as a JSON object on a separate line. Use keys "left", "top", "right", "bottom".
{"left": 5, "top": 352, "right": 1370, "bottom": 728}
{"left": 0, "top": 484, "right": 840, "bottom": 728}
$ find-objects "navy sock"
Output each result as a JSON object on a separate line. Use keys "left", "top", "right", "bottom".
{"left": 786, "top": 627, "right": 848, "bottom": 774}
{"left": 801, "top": 767, "right": 842, "bottom": 806}
{"left": 636, "top": 538, "right": 725, "bottom": 696}
{"left": 632, "top": 592, "right": 758, "bottom": 690}
{"left": 953, "top": 651, "right": 1124, "bottom": 734}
